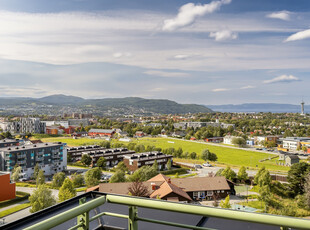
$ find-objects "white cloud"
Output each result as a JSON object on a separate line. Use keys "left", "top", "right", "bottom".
{"left": 266, "top": 11, "right": 291, "bottom": 21}
{"left": 263, "top": 75, "right": 300, "bottom": 84}
{"left": 285, "top": 29, "right": 310, "bottom": 42}
{"left": 149, "top": 87, "right": 166, "bottom": 92}
{"left": 209, "top": 29, "right": 238, "bottom": 41}
{"left": 173, "top": 54, "right": 189, "bottom": 60}
{"left": 240, "top": 85, "right": 255, "bottom": 89}
{"left": 113, "top": 52, "right": 132, "bottom": 58}
{"left": 144, "top": 70, "right": 189, "bottom": 77}
{"left": 162, "top": 0, "right": 231, "bottom": 31}
{"left": 212, "top": 88, "right": 230, "bottom": 92}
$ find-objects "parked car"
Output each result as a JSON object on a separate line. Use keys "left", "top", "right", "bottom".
{"left": 203, "top": 163, "right": 212, "bottom": 167}
{"left": 194, "top": 164, "right": 203, "bottom": 169}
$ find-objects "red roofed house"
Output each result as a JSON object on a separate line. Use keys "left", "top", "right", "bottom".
{"left": 88, "top": 129, "right": 115, "bottom": 137}
{"left": 98, "top": 174, "right": 233, "bottom": 203}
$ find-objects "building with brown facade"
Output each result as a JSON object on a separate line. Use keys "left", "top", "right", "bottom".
{"left": 0, "top": 172, "right": 16, "bottom": 202}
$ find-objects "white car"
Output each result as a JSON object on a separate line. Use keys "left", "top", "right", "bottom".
{"left": 203, "top": 163, "right": 212, "bottom": 167}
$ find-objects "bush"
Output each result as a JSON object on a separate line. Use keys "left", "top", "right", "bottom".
{"left": 160, "top": 168, "right": 188, "bottom": 175}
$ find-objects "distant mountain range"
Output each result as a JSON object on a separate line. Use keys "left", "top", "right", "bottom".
{"left": 0, "top": 94, "right": 213, "bottom": 115}
{"left": 206, "top": 103, "right": 306, "bottom": 113}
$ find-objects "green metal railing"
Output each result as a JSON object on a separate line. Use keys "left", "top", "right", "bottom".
{"left": 24, "top": 194, "right": 310, "bottom": 230}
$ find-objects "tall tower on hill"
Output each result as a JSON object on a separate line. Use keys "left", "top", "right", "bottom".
{"left": 301, "top": 100, "right": 305, "bottom": 115}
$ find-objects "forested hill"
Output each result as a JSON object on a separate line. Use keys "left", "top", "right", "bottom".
{"left": 0, "top": 95, "right": 213, "bottom": 115}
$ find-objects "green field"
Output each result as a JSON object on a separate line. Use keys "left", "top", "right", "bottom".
{"left": 40, "top": 137, "right": 105, "bottom": 146}
{"left": 40, "top": 137, "right": 289, "bottom": 172}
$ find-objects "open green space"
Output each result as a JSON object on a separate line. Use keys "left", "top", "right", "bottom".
{"left": 0, "top": 191, "right": 30, "bottom": 209}
{"left": 40, "top": 137, "right": 289, "bottom": 172}
{"left": 0, "top": 203, "right": 31, "bottom": 218}
{"left": 127, "top": 137, "right": 289, "bottom": 172}
{"left": 40, "top": 137, "right": 104, "bottom": 146}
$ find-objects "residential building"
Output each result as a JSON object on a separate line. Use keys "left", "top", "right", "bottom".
{"left": 98, "top": 174, "right": 233, "bottom": 202}
{"left": 223, "top": 135, "right": 237, "bottom": 145}
{"left": 0, "top": 139, "right": 19, "bottom": 148}
{"left": 0, "top": 172, "right": 15, "bottom": 201}
{"left": 123, "top": 152, "right": 173, "bottom": 172}
{"left": 69, "top": 146, "right": 135, "bottom": 167}
{"left": 278, "top": 152, "right": 300, "bottom": 166}
{"left": 135, "top": 131, "right": 145, "bottom": 137}
{"left": 0, "top": 142, "right": 67, "bottom": 179}
{"left": 204, "top": 137, "right": 223, "bottom": 143}
{"left": 285, "top": 155, "right": 299, "bottom": 166}
{"left": 282, "top": 137, "right": 310, "bottom": 151}
{"left": 68, "top": 119, "right": 90, "bottom": 127}
{"left": 88, "top": 129, "right": 115, "bottom": 137}
{"left": 6, "top": 118, "right": 46, "bottom": 134}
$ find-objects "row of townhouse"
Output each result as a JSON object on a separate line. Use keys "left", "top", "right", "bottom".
{"left": 69, "top": 145, "right": 173, "bottom": 172}
{"left": 173, "top": 121, "right": 235, "bottom": 130}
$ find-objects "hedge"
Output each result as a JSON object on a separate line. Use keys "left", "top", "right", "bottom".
{"left": 160, "top": 168, "right": 189, "bottom": 175}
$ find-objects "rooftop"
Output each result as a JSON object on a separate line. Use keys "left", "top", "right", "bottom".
{"left": 0, "top": 142, "right": 63, "bottom": 152}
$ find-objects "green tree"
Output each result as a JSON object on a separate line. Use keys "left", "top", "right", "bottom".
{"left": 190, "top": 152, "right": 197, "bottom": 159}
{"left": 58, "top": 178, "right": 77, "bottom": 202}
{"left": 231, "top": 137, "right": 246, "bottom": 147}
{"left": 71, "top": 173, "right": 84, "bottom": 187}
{"left": 33, "top": 163, "right": 40, "bottom": 180}
{"left": 36, "top": 170, "right": 45, "bottom": 186}
{"left": 129, "top": 166, "right": 158, "bottom": 182}
{"left": 305, "top": 173, "right": 310, "bottom": 209}
{"left": 29, "top": 185, "right": 56, "bottom": 213}
{"left": 254, "top": 166, "right": 266, "bottom": 185}
{"left": 51, "top": 172, "right": 66, "bottom": 188}
{"left": 110, "top": 170, "right": 126, "bottom": 183}
{"left": 99, "top": 141, "right": 111, "bottom": 148}
{"left": 167, "top": 160, "right": 172, "bottom": 170}
{"left": 85, "top": 167, "right": 102, "bottom": 187}
{"left": 81, "top": 154, "right": 92, "bottom": 167}
{"left": 287, "top": 162, "right": 310, "bottom": 196}
{"left": 201, "top": 149, "right": 217, "bottom": 161}
{"left": 152, "top": 160, "right": 158, "bottom": 171}
{"left": 220, "top": 195, "right": 231, "bottom": 209}
{"left": 114, "top": 162, "right": 128, "bottom": 172}
{"left": 97, "top": 157, "right": 106, "bottom": 169}
{"left": 221, "top": 166, "right": 237, "bottom": 180}
{"left": 237, "top": 166, "right": 248, "bottom": 183}
{"left": 12, "top": 166, "right": 22, "bottom": 182}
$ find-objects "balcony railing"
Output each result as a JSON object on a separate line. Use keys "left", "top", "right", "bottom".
{"left": 17, "top": 154, "right": 26, "bottom": 159}
{"left": 23, "top": 194, "right": 310, "bottom": 230}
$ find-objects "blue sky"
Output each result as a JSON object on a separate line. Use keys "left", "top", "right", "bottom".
{"left": 0, "top": 0, "right": 309, "bottom": 105}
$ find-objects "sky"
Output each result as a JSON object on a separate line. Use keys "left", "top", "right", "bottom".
{"left": 0, "top": 0, "right": 310, "bottom": 105}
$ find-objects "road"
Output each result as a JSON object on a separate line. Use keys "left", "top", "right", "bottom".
{"left": 179, "top": 162, "right": 285, "bottom": 177}
{"left": 1, "top": 187, "right": 85, "bottom": 225}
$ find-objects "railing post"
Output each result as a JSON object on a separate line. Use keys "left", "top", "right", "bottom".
{"left": 128, "top": 206, "right": 138, "bottom": 230}
{"left": 77, "top": 197, "right": 89, "bottom": 230}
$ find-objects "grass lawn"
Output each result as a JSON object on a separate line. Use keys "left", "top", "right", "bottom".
{"left": 41, "top": 136, "right": 289, "bottom": 172}
{"left": 239, "top": 200, "right": 265, "bottom": 211}
{"left": 126, "top": 137, "right": 289, "bottom": 172}
{"left": 0, "top": 192, "right": 30, "bottom": 209}
{"left": 40, "top": 137, "right": 105, "bottom": 146}
{"left": 76, "top": 187, "right": 86, "bottom": 192}
{"left": 0, "top": 203, "right": 31, "bottom": 218}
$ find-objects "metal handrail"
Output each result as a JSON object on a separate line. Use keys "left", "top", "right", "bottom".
{"left": 23, "top": 194, "right": 310, "bottom": 230}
